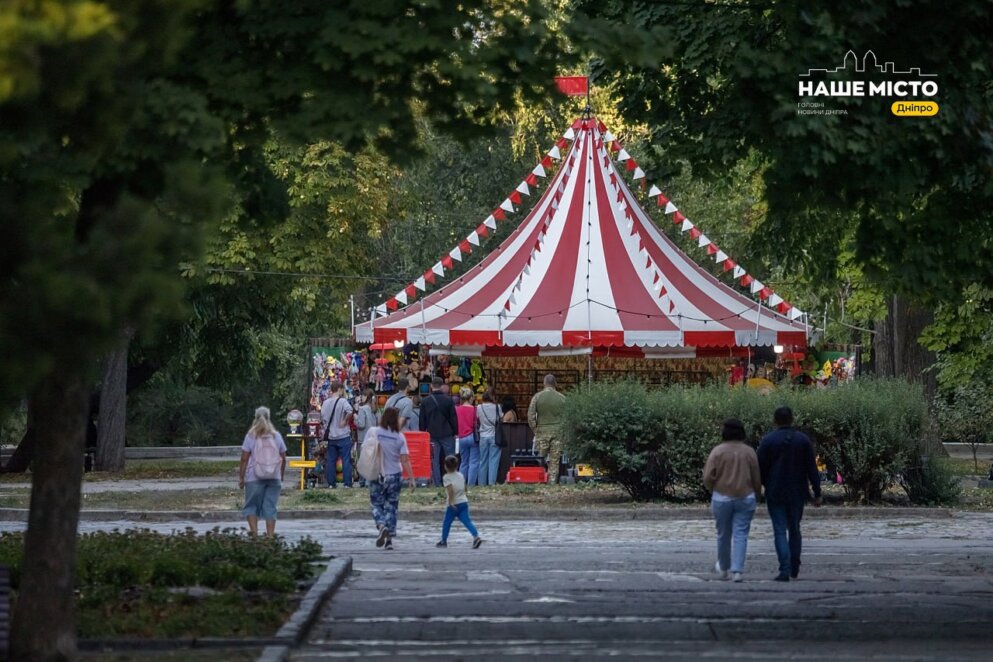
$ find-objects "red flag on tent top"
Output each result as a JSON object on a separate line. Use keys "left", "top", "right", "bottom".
{"left": 554, "top": 76, "right": 589, "bottom": 96}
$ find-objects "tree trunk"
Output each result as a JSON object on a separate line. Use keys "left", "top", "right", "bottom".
{"left": 874, "top": 294, "right": 943, "bottom": 456}
{"left": 10, "top": 372, "right": 88, "bottom": 660}
{"left": 96, "top": 328, "right": 134, "bottom": 472}
{"left": 873, "top": 294, "right": 938, "bottom": 400}
{"left": 3, "top": 399, "right": 38, "bottom": 473}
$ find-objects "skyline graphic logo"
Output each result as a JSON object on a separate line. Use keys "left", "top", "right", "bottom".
{"left": 798, "top": 50, "right": 938, "bottom": 98}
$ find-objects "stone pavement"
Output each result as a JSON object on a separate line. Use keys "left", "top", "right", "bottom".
{"left": 3, "top": 513, "right": 989, "bottom": 660}
{"left": 288, "top": 514, "right": 993, "bottom": 660}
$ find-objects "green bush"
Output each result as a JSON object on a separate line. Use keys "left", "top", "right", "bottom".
{"left": 794, "top": 380, "right": 927, "bottom": 503}
{"left": 562, "top": 381, "right": 671, "bottom": 501}
{"left": 899, "top": 456, "right": 962, "bottom": 506}
{"left": 563, "top": 378, "right": 930, "bottom": 504}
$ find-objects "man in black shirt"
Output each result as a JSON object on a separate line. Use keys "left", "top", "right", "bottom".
{"left": 419, "top": 376, "right": 459, "bottom": 486}
{"left": 757, "top": 406, "right": 822, "bottom": 582}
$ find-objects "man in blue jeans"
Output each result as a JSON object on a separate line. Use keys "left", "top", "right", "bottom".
{"left": 757, "top": 406, "right": 822, "bottom": 582}
{"left": 320, "top": 381, "right": 355, "bottom": 488}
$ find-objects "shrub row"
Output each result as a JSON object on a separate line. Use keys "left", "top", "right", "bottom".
{"left": 563, "top": 379, "right": 940, "bottom": 504}
{"left": 0, "top": 528, "right": 323, "bottom": 592}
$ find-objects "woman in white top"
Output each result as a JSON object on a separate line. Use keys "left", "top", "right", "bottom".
{"left": 475, "top": 390, "right": 503, "bottom": 486}
{"left": 238, "top": 407, "right": 287, "bottom": 536}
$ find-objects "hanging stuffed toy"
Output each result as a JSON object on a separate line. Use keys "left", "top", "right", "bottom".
{"left": 470, "top": 359, "right": 483, "bottom": 385}
{"left": 458, "top": 357, "right": 472, "bottom": 381}
{"left": 375, "top": 364, "right": 386, "bottom": 392}
{"left": 448, "top": 364, "right": 460, "bottom": 383}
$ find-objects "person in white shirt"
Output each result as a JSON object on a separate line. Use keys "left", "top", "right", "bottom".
{"left": 475, "top": 390, "right": 503, "bottom": 486}
{"left": 435, "top": 455, "right": 482, "bottom": 549}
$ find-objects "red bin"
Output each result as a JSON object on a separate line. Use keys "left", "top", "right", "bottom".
{"left": 402, "top": 431, "right": 433, "bottom": 482}
{"left": 506, "top": 466, "right": 547, "bottom": 484}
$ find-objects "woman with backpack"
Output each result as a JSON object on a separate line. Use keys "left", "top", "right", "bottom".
{"left": 361, "top": 407, "right": 416, "bottom": 550}
{"left": 239, "top": 406, "right": 288, "bottom": 537}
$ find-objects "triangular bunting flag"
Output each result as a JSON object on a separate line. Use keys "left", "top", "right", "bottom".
{"left": 706, "top": 243, "right": 718, "bottom": 255}
{"left": 467, "top": 231, "right": 480, "bottom": 246}
{"left": 750, "top": 279, "right": 764, "bottom": 294}
{"left": 617, "top": 148, "right": 631, "bottom": 162}
{"left": 483, "top": 214, "right": 497, "bottom": 230}
{"left": 449, "top": 247, "right": 462, "bottom": 262}
{"left": 633, "top": 167, "right": 645, "bottom": 180}
{"left": 533, "top": 164, "right": 547, "bottom": 177}
{"left": 540, "top": 155, "right": 552, "bottom": 168}
{"left": 386, "top": 298, "right": 398, "bottom": 311}
{"left": 441, "top": 255, "right": 453, "bottom": 270}
{"left": 665, "top": 201, "right": 677, "bottom": 214}
{"left": 657, "top": 194, "right": 670, "bottom": 207}
{"left": 625, "top": 159, "right": 637, "bottom": 172}
{"left": 673, "top": 210, "right": 686, "bottom": 223}
{"left": 740, "top": 274, "right": 754, "bottom": 287}
{"left": 715, "top": 250, "right": 728, "bottom": 263}
{"left": 689, "top": 227, "right": 701, "bottom": 240}
{"left": 681, "top": 219, "right": 693, "bottom": 232}
{"left": 516, "top": 182, "right": 530, "bottom": 196}
{"left": 777, "top": 302, "right": 791, "bottom": 314}
{"left": 405, "top": 284, "right": 417, "bottom": 299}
{"left": 375, "top": 304, "right": 387, "bottom": 316}
{"left": 698, "top": 234, "right": 711, "bottom": 247}
{"left": 733, "top": 265, "right": 746, "bottom": 279}
{"left": 476, "top": 224, "right": 489, "bottom": 238}
{"left": 500, "top": 198, "right": 515, "bottom": 213}
{"left": 789, "top": 307, "right": 804, "bottom": 321}
{"left": 603, "top": 130, "right": 615, "bottom": 142}
{"left": 396, "top": 291, "right": 408, "bottom": 305}
{"left": 458, "top": 240, "right": 471, "bottom": 255}
{"left": 509, "top": 190, "right": 522, "bottom": 205}
{"left": 425, "top": 269, "right": 437, "bottom": 284}
{"left": 768, "top": 293, "right": 784, "bottom": 306}
{"left": 414, "top": 277, "right": 426, "bottom": 291}
{"left": 548, "top": 146, "right": 562, "bottom": 160}
{"left": 492, "top": 208, "right": 506, "bottom": 221}
{"left": 564, "top": 127, "right": 575, "bottom": 140}
{"left": 610, "top": 141, "right": 621, "bottom": 153}
{"left": 555, "top": 137, "right": 568, "bottom": 150}
{"left": 432, "top": 261, "right": 445, "bottom": 276}
{"left": 525, "top": 173, "right": 538, "bottom": 187}
{"left": 648, "top": 185, "right": 662, "bottom": 197}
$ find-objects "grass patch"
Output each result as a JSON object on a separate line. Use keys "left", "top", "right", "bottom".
{"left": 0, "top": 460, "right": 239, "bottom": 485}
{"left": 0, "top": 528, "right": 324, "bottom": 639}
{"left": 943, "top": 457, "right": 991, "bottom": 477}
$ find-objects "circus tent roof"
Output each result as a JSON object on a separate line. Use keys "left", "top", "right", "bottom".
{"left": 354, "top": 118, "right": 808, "bottom": 352}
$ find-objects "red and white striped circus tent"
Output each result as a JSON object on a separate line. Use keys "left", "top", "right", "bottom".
{"left": 354, "top": 117, "right": 809, "bottom": 355}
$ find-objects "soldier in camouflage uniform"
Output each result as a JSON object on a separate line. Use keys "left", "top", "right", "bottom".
{"left": 528, "top": 374, "right": 567, "bottom": 484}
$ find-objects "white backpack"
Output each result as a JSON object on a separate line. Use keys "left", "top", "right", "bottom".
{"left": 357, "top": 427, "right": 384, "bottom": 481}
{"left": 254, "top": 433, "right": 282, "bottom": 480}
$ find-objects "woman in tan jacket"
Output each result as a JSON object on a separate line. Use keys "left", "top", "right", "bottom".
{"left": 702, "top": 418, "right": 763, "bottom": 582}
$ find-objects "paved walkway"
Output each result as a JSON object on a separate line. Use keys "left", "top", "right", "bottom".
{"left": 3, "top": 513, "right": 990, "bottom": 659}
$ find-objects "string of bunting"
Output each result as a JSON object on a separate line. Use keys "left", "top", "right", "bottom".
{"left": 597, "top": 120, "right": 805, "bottom": 323}
{"left": 376, "top": 125, "right": 577, "bottom": 317}
{"left": 498, "top": 125, "right": 581, "bottom": 319}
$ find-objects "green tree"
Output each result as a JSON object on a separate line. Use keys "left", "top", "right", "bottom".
{"left": 0, "top": 1, "right": 562, "bottom": 657}
{"left": 570, "top": 0, "right": 993, "bottom": 385}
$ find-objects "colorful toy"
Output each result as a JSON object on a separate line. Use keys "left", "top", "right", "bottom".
{"left": 375, "top": 365, "right": 386, "bottom": 391}
{"left": 470, "top": 359, "right": 483, "bottom": 385}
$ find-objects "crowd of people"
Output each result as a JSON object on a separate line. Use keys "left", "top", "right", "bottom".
{"left": 238, "top": 383, "right": 822, "bottom": 581}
